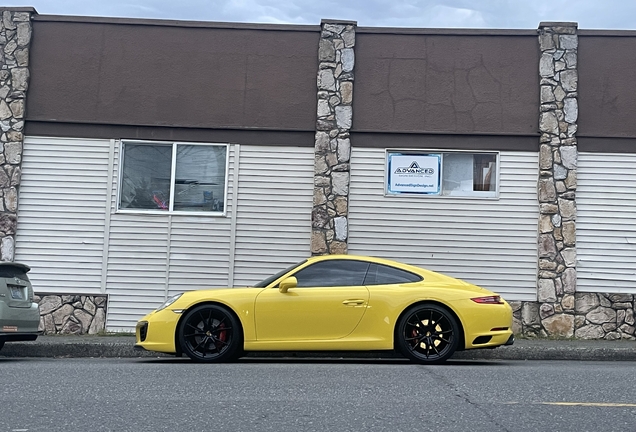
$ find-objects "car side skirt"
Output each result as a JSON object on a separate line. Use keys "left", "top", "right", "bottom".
{"left": 244, "top": 338, "right": 392, "bottom": 351}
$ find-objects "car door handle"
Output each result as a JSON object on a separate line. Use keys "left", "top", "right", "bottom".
{"left": 342, "top": 299, "right": 365, "bottom": 306}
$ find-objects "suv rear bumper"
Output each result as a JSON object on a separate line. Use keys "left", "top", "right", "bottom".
{"left": 0, "top": 332, "right": 40, "bottom": 342}
{"left": 0, "top": 302, "right": 41, "bottom": 335}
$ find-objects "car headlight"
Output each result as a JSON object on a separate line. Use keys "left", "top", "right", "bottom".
{"left": 156, "top": 293, "right": 183, "bottom": 311}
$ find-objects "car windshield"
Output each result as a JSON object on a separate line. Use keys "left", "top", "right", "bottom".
{"left": 252, "top": 260, "right": 307, "bottom": 288}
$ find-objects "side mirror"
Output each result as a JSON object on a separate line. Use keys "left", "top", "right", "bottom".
{"left": 279, "top": 276, "right": 298, "bottom": 293}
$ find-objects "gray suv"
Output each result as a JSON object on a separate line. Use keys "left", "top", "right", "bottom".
{"left": 0, "top": 262, "right": 40, "bottom": 351}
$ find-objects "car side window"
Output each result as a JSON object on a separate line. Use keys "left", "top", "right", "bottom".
{"left": 364, "top": 263, "right": 422, "bottom": 285}
{"left": 292, "top": 260, "right": 370, "bottom": 288}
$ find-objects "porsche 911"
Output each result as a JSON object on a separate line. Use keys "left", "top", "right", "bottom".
{"left": 135, "top": 255, "right": 514, "bottom": 364}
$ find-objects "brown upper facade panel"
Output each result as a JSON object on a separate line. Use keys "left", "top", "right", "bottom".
{"left": 26, "top": 20, "right": 320, "bottom": 131}
{"left": 578, "top": 35, "right": 636, "bottom": 139}
{"left": 352, "top": 33, "right": 540, "bottom": 136}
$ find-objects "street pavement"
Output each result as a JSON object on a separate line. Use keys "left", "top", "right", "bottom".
{"left": 1, "top": 335, "right": 636, "bottom": 361}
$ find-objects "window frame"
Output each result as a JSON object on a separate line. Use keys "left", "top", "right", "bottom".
{"left": 116, "top": 139, "right": 230, "bottom": 216}
{"left": 384, "top": 149, "right": 500, "bottom": 199}
{"left": 290, "top": 259, "right": 371, "bottom": 288}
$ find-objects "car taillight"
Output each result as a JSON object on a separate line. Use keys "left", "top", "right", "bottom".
{"left": 471, "top": 296, "right": 504, "bottom": 304}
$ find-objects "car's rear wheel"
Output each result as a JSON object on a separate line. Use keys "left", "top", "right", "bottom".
{"left": 178, "top": 304, "right": 242, "bottom": 362}
{"left": 396, "top": 304, "right": 459, "bottom": 364}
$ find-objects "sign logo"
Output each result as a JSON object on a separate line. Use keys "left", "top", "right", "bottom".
{"left": 394, "top": 161, "right": 435, "bottom": 175}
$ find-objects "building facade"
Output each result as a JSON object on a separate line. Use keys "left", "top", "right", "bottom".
{"left": 2, "top": 7, "right": 635, "bottom": 339}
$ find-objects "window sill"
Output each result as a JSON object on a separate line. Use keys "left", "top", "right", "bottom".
{"left": 115, "top": 209, "right": 228, "bottom": 217}
{"left": 384, "top": 192, "right": 500, "bottom": 200}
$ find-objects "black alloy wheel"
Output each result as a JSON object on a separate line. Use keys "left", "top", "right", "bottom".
{"left": 397, "top": 304, "right": 460, "bottom": 364}
{"left": 178, "top": 304, "right": 242, "bottom": 362}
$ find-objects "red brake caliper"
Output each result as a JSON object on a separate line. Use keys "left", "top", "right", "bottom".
{"left": 216, "top": 322, "right": 227, "bottom": 348}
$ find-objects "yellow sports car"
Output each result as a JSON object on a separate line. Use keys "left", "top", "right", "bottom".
{"left": 135, "top": 255, "right": 514, "bottom": 364}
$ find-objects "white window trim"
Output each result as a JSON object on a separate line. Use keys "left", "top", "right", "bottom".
{"left": 384, "top": 149, "right": 501, "bottom": 199}
{"left": 116, "top": 139, "right": 230, "bottom": 216}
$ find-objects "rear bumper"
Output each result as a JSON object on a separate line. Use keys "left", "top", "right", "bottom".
{"left": 0, "top": 301, "right": 41, "bottom": 335}
{"left": 0, "top": 332, "right": 40, "bottom": 342}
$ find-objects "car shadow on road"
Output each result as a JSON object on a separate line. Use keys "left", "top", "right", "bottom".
{"left": 132, "top": 356, "right": 509, "bottom": 366}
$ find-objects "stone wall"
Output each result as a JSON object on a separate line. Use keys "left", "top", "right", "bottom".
{"left": 512, "top": 294, "right": 636, "bottom": 340}
{"left": 311, "top": 20, "right": 356, "bottom": 255}
{"left": 35, "top": 294, "right": 108, "bottom": 334}
{"left": 534, "top": 22, "right": 579, "bottom": 337}
{"left": 0, "top": 8, "right": 33, "bottom": 261}
{"left": 575, "top": 293, "right": 635, "bottom": 340}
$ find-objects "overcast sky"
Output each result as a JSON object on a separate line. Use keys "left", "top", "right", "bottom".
{"left": 3, "top": 0, "right": 635, "bottom": 30}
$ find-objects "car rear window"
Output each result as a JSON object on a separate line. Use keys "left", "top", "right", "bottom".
{"left": 364, "top": 263, "right": 422, "bottom": 285}
{"left": 0, "top": 266, "right": 29, "bottom": 281}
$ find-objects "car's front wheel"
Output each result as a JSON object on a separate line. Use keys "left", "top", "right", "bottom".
{"left": 178, "top": 304, "right": 242, "bottom": 362}
{"left": 396, "top": 304, "right": 460, "bottom": 364}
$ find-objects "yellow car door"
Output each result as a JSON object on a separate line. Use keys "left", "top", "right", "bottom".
{"left": 254, "top": 259, "right": 371, "bottom": 341}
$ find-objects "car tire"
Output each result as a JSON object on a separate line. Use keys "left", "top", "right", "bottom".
{"left": 396, "top": 304, "right": 460, "bottom": 364}
{"left": 178, "top": 304, "right": 242, "bottom": 363}
{"left": 0, "top": 340, "right": 4, "bottom": 351}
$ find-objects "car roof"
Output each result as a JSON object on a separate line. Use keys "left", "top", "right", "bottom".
{"left": 306, "top": 254, "right": 425, "bottom": 273}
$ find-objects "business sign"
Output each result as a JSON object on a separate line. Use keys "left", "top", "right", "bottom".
{"left": 387, "top": 153, "right": 441, "bottom": 195}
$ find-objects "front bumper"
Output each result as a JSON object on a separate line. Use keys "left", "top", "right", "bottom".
{"left": 134, "top": 309, "right": 181, "bottom": 355}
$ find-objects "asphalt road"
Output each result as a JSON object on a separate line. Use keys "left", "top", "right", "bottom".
{"left": 2, "top": 357, "right": 636, "bottom": 432}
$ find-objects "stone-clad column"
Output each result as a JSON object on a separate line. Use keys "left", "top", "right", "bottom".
{"left": 534, "top": 22, "right": 578, "bottom": 336}
{"left": 0, "top": 8, "right": 34, "bottom": 261}
{"left": 311, "top": 20, "right": 356, "bottom": 255}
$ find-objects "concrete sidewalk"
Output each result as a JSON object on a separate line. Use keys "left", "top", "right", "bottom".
{"left": 1, "top": 335, "right": 636, "bottom": 361}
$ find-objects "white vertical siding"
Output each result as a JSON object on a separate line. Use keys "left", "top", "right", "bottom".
{"left": 166, "top": 146, "right": 237, "bottom": 295}
{"left": 167, "top": 217, "right": 232, "bottom": 295}
{"left": 232, "top": 145, "right": 314, "bottom": 287}
{"left": 104, "top": 215, "right": 170, "bottom": 329}
{"left": 347, "top": 148, "right": 539, "bottom": 301}
{"left": 16, "top": 137, "right": 111, "bottom": 293}
{"left": 577, "top": 152, "right": 636, "bottom": 293}
{"left": 105, "top": 146, "right": 237, "bottom": 330}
